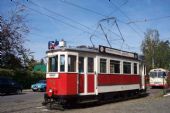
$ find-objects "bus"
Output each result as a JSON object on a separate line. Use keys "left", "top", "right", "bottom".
{"left": 149, "top": 68, "right": 169, "bottom": 88}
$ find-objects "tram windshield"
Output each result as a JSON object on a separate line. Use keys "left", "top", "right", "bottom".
{"left": 150, "top": 71, "right": 166, "bottom": 78}
{"left": 149, "top": 72, "right": 157, "bottom": 78}
{"left": 48, "top": 54, "right": 77, "bottom": 72}
{"left": 158, "top": 72, "right": 166, "bottom": 78}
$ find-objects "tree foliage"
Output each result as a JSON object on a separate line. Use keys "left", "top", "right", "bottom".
{"left": 141, "top": 29, "right": 170, "bottom": 71}
{"left": 0, "top": 3, "right": 31, "bottom": 69}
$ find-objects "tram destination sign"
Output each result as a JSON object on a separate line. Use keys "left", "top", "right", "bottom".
{"left": 99, "top": 45, "right": 138, "bottom": 59}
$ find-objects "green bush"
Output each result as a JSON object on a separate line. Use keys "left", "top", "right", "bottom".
{"left": 0, "top": 68, "right": 45, "bottom": 89}
{"left": 0, "top": 68, "right": 14, "bottom": 78}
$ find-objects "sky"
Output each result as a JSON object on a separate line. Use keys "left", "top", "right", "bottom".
{"left": 0, "top": 0, "right": 170, "bottom": 61}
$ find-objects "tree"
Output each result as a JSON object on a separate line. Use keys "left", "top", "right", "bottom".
{"left": 0, "top": 2, "right": 31, "bottom": 69}
{"left": 141, "top": 29, "right": 170, "bottom": 71}
{"left": 156, "top": 40, "right": 170, "bottom": 69}
{"left": 27, "top": 57, "right": 38, "bottom": 71}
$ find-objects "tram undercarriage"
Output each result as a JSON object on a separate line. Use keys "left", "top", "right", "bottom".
{"left": 42, "top": 89, "right": 147, "bottom": 110}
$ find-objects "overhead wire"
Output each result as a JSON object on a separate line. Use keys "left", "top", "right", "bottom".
{"left": 108, "top": 0, "right": 128, "bottom": 16}
{"left": 59, "top": 0, "right": 107, "bottom": 17}
{"left": 29, "top": 1, "right": 92, "bottom": 31}
{"left": 110, "top": 1, "right": 144, "bottom": 38}
{"left": 127, "top": 16, "right": 170, "bottom": 24}
{"left": 60, "top": 0, "right": 127, "bottom": 44}
{"left": 27, "top": 7, "right": 93, "bottom": 35}
{"left": 29, "top": 0, "right": 123, "bottom": 46}
{"left": 29, "top": 0, "right": 133, "bottom": 48}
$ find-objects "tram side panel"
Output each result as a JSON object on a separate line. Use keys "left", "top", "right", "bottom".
{"left": 97, "top": 74, "right": 141, "bottom": 93}
{"left": 46, "top": 73, "right": 78, "bottom": 97}
{"left": 87, "top": 74, "right": 95, "bottom": 93}
{"left": 78, "top": 74, "right": 84, "bottom": 93}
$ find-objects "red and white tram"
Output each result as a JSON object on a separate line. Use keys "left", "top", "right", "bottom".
{"left": 149, "top": 68, "right": 169, "bottom": 88}
{"left": 43, "top": 41, "right": 146, "bottom": 108}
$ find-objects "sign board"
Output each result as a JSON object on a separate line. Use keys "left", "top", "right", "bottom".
{"left": 99, "top": 45, "right": 138, "bottom": 59}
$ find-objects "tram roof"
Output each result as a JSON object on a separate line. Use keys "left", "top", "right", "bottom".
{"left": 46, "top": 46, "right": 98, "bottom": 53}
{"left": 150, "top": 68, "right": 168, "bottom": 72}
{"left": 46, "top": 46, "right": 143, "bottom": 61}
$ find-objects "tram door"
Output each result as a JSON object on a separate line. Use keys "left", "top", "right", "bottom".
{"left": 78, "top": 56, "right": 95, "bottom": 94}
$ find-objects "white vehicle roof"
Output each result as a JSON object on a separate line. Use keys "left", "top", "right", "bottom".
{"left": 150, "top": 68, "right": 168, "bottom": 72}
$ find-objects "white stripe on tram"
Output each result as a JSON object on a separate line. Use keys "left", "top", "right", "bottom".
{"left": 98, "top": 84, "right": 140, "bottom": 93}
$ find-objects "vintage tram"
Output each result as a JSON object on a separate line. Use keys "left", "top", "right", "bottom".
{"left": 43, "top": 41, "right": 146, "bottom": 108}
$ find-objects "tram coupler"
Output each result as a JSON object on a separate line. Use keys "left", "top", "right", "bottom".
{"left": 42, "top": 93, "right": 51, "bottom": 106}
{"left": 42, "top": 94, "right": 65, "bottom": 110}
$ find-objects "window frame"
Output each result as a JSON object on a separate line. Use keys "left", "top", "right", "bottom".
{"left": 68, "top": 55, "right": 77, "bottom": 72}
{"left": 133, "top": 63, "right": 138, "bottom": 75}
{"left": 100, "top": 58, "right": 107, "bottom": 74}
{"left": 87, "top": 57, "right": 94, "bottom": 73}
{"left": 60, "top": 54, "right": 65, "bottom": 72}
{"left": 123, "top": 61, "right": 131, "bottom": 74}
{"left": 48, "top": 55, "right": 58, "bottom": 72}
{"left": 79, "top": 56, "right": 84, "bottom": 73}
{"left": 110, "top": 59, "right": 120, "bottom": 74}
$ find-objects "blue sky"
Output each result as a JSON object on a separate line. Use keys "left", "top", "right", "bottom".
{"left": 1, "top": 0, "right": 170, "bottom": 61}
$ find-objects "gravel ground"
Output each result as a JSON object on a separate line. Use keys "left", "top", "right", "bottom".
{"left": 0, "top": 88, "right": 170, "bottom": 113}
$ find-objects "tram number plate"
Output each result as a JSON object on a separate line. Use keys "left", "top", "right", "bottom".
{"left": 50, "top": 74, "right": 55, "bottom": 76}
{"left": 49, "top": 73, "right": 59, "bottom": 78}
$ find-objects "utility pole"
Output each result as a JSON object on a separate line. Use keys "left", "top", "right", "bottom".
{"left": 150, "top": 33, "right": 156, "bottom": 69}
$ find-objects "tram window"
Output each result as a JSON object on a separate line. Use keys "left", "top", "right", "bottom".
{"left": 134, "top": 63, "right": 137, "bottom": 74}
{"left": 123, "top": 62, "right": 131, "bottom": 74}
{"left": 68, "top": 55, "right": 76, "bottom": 72}
{"left": 60, "top": 55, "right": 65, "bottom": 72}
{"left": 79, "top": 57, "right": 84, "bottom": 73}
{"left": 88, "top": 57, "right": 94, "bottom": 73}
{"left": 158, "top": 72, "right": 166, "bottom": 78}
{"left": 100, "top": 59, "right": 107, "bottom": 73}
{"left": 110, "top": 60, "right": 120, "bottom": 73}
{"left": 150, "top": 72, "right": 157, "bottom": 78}
{"left": 49, "top": 56, "right": 58, "bottom": 72}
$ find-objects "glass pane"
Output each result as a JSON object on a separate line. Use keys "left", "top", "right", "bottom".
{"left": 150, "top": 72, "right": 157, "bottom": 78}
{"left": 48, "top": 56, "right": 58, "bottom": 72}
{"left": 134, "top": 63, "right": 137, "bottom": 74}
{"left": 79, "top": 57, "right": 84, "bottom": 73}
{"left": 158, "top": 72, "right": 166, "bottom": 78}
{"left": 110, "top": 60, "right": 120, "bottom": 73}
{"left": 100, "top": 59, "right": 107, "bottom": 73}
{"left": 60, "top": 55, "right": 65, "bottom": 72}
{"left": 123, "top": 62, "right": 131, "bottom": 74}
{"left": 88, "top": 57, "right": 94, "bottom": 73}
{"left": 68, "top": 55, "right": 77, "bottom": 72}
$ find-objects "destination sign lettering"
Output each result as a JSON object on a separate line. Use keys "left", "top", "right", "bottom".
{"left": 99, "top": 45, "right": 138, "bottom": 59}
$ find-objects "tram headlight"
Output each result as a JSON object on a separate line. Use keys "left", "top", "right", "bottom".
{"left": 49, "top": 88, "right": 53, "bottom": 93}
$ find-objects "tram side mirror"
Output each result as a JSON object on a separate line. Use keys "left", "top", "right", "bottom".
{"left": 163, "top": 72, "right": 166, "bottom": 78}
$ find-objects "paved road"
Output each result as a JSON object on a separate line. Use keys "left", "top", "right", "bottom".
{"left": 0, "top": 91, "right": 45, "bottom": 113}
{"left": 0, "top": 88, "right": 170, "bottom": 113}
